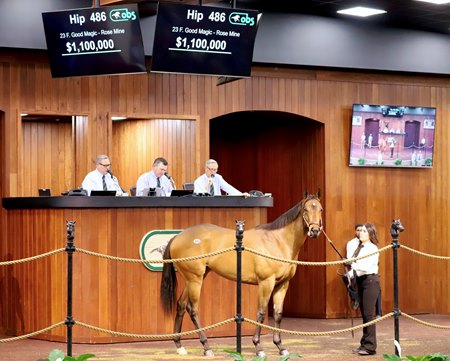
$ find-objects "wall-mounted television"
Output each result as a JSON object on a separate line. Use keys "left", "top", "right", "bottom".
{"left": 349, "top": 104, "right": 436, "bottom": 168}
{"left": 42, "top": 4, "right": 147, "bottom": 78}
{"left": 151, "top": 3, "right": 260, "bottom": 77}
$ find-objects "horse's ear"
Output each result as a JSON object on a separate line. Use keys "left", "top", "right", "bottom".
{"left": 316, "top": 189, "right": 321, "bottom": 198}
{"left": 304, "top": 190, "right": 309, "bottom": 198}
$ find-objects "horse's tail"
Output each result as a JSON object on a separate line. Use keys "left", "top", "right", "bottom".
{"left": 160, "top": 237, "right": 177, "bottom": 313}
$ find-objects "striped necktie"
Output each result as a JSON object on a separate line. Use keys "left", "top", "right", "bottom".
{"left": 209, "top": 180, "right": 214, "bottom": 195}
{"left": 102, "top": 175, "right": 107, "bottom": 190}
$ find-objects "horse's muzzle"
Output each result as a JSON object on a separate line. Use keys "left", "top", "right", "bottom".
{"left": 308, "top": 226, "right": 322, "bottom": 238}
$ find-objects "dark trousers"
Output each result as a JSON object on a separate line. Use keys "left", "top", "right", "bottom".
{"left": 357, "top": 274, "right": 381, "bottom": 352}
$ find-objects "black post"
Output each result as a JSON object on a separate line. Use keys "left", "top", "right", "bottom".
{"left": 234, "top": 221, "right": 245, "bottom": 354}
{"left": 65, "top": 221, "right": 76, "bottom": 357}
{"left": 390, "top": 220, "right": 403, "bottom": 356}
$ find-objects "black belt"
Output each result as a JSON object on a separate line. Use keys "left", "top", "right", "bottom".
{"left": 357, "top": 274, "right": 377, "bottom": 280}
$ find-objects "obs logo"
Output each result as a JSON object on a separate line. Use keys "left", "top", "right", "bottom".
{"left": 109, "top": 8, "right": 137, "bottom": 21}
{"left": 229, "top": 12, "right": 255, "bottom": 26}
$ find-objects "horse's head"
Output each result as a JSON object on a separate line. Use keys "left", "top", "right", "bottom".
{"left": 302, "top": 195, "right": 323, "bottom": 238}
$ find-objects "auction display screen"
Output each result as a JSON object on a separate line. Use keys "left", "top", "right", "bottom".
{"left": 151, "top": 3, "right": 260, "bottom": 77}
{"left": 42, "top": 4, "right": 147, "bottom": 78}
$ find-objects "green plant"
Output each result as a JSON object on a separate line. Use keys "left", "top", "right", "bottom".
{"left": 425, "top": 158, "right": 432, "bottom": 166}
{"left": 358, "top": 158, "right": 366, "bottom": 165}
{"left": 394, "top": 159, "right": 403, "bottom": 165}
{"left": 47, "top": 349, "right": 95, "bottom": 361}
{"left": 383, "top": 352, "right": 450, "bottom": 361}
{"left": 222, "top": 349, "right": 301, "bottom": 361}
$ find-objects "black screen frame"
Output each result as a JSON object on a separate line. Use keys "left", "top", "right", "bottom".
{"left": 151, "top": 3, "right": 260, "bottom": 77}
{"left": 42, "top": 4, "right": 147, "bottom": 78}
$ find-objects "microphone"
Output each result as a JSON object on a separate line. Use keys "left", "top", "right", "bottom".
{"left": 165, "top": 172, "right": 176, "bottom": 189}
{"left": 107, "top": 170, "right": 125, "bottom": 193}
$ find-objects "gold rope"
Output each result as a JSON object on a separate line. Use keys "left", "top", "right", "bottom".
{"left": 0, "top": 248, "right": 65, "bottom": 266}
{"left": 244, "top": 312, "right": 394, "bottom": 336}
{"left": 75, "top": 318, "right": 235, "bottom": 339}
{"left": 0, "top": 321, "right": 65, "bottom": 343}
{"left": 245, "top": 244, "right": 393, "bottom": 266}
{"left": 76, "top": 246, "right": 235, "bottom": 263}
{"left": 401, "top": 245, "right": 450, "bottom": 260}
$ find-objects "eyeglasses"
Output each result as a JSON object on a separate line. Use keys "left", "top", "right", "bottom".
{"left": 99, "top": 163, "right": 111, "bottom": 167}
{"left": 207, "top": 167, "right": 218, "bottom": 172}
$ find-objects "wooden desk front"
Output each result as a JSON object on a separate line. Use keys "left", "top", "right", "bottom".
{"left": 1, "top": 196, "right": 272, "bottom": 343}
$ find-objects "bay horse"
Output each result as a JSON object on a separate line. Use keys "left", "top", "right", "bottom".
{"left": 160, "top": 193, "right": 323, "bottom": 357}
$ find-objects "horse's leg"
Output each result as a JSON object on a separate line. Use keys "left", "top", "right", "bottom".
{"left": 272, "top": 282, "right": 290, "bottom": 355}
{"left": 173, "top": 287, "right": 189, "bottom": 355}
{"left": 185, "top": 278, "right": 214, "bottom": 356}
{"left": 252, "top": 278, "right": 276, "bottom": 357}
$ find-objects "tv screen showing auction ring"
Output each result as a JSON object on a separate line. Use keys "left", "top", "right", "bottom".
{"left": 349, "top": 103, "right": 436, "bottom": 168}
{"left": 151, "top": 3, "right": 260, "bottom": 77}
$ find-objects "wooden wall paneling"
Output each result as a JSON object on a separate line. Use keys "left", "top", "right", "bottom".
{"left": 21, "top": 119, "right": 74, "bottom": 196}
{"left": 2, "top": 50, "right": 450, "bottom": 318}
{"left": 111, "top": 117, "right": 197, "bottom": 193}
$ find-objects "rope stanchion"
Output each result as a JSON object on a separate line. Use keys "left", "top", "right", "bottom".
{"left": 244, "top": 312, "right": 394, "bottom": 336}
{"left": 65, "top": 221, "right": 76, "bottom": 357}
{"left": 0, "top": 248, "right": 65, "bottom": 266}
{"left": 0, "top": 321, "right": 65, "bottom": 343}
{"left": 234, "top": 220, "right": 245, "bottom": 354}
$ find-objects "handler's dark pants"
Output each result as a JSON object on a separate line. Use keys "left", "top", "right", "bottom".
{"left": 357, "top": 274, "right": 381, "bottom": 353}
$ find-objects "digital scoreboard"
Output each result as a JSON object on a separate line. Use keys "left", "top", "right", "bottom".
{"left": 42, "top": 4, "right": 147, "bottom": 78}
{"left": 151, "top": 3, "right": 260, "bottom": 77}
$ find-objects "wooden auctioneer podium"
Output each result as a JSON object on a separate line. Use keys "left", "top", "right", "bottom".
{"left": 1, "top": 195, "right": 272, "bottom": 343}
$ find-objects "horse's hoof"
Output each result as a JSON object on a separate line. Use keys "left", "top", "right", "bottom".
{"left": 177, "top": 347, "right": 188, "bottom": 355}
{"left": 204, "top": 349, "right": 215, "bottom": 357}
{"left": 280, "top": 349, "right": 289, "bottom": 356}
{"left": 257, "top": 351, "right": 266, "bottom": 357}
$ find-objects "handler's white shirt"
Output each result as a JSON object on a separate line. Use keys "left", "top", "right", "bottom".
{"left": 346, "top": 240, "right": 379, "bottom": 277}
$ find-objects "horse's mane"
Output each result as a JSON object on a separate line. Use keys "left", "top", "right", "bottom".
{"left": 256, "top": 194, "right": 318, "bottom": 231}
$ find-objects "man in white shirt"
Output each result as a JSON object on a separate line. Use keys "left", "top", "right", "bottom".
{"left": 136, "top": 157, "right": 176, "bottom": 196}
{"left": 194, "top": 159, "right": 248, "bottom": 197}
{"left": 81, "top": 155, "right": 124, "bottom": 196}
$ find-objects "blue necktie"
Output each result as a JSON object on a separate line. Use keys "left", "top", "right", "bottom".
{"left": 157, "top": 177, "right": 161, "bottom": 188}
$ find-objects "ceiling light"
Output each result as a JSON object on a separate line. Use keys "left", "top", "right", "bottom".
{"left": 20, "top": 113, "right": 29, "bottom": 117}
{"left": 111, "top": 116, "right": 127, "bottom": 121}
{"left": 337, "top": 6, "right": 387, "bottom": 17}
{"left": 415, "top": 0, "right": 450, "bottom": 4}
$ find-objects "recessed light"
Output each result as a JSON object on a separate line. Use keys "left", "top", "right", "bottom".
{"left": 111, "top": 116, "right": 127, "bottom": 121}
{"left": 415, "top": 0, "right": 450, "bottom": 4}
{"left": 337, "top": 6, "right": 387, "bottom": 17}
{"left": 20, "top": 113, "right": 29, "bottom": 117}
